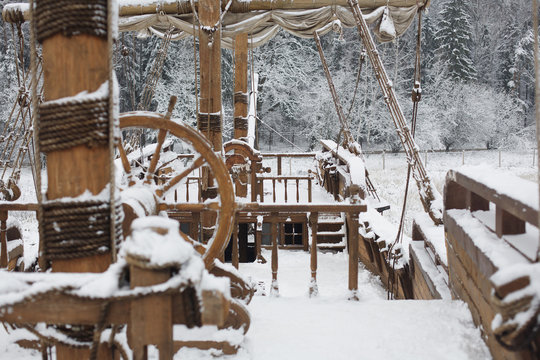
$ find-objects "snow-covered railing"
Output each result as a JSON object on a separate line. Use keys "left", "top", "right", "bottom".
{"left": 444, "top": 167, "right": 540, "bottom": 355}
{"left": 257, "top": 175, "right": 314, "bottom": 203}
{"left": 445, "top": 167, "right": 538, "bottom": 262}
{"left": 260, "top": 153, "right": 317, "bottom": 176}
{"left": 0, "top": 202, "right": 38, "bottom": 270}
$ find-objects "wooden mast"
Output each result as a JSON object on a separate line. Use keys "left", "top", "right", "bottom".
{"left": 36, "top": 0, "right": 115, "bottom": 357}
{"left": 44, "top": 35, "right": 112, "bottom": 273}
{"left": 198, "top": 0, "right": 223, "bottom": 243}
{"left": 234, "top": 33, "right": 249, "bottom": 140}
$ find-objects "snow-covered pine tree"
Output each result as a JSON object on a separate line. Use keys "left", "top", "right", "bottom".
{"left": 435, "top": 0, "right": 477, "bottom": 82}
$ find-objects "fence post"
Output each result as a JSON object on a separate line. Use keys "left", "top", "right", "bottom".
{"left": 309, "top": 212, "right": 318, "bottom": 297}
{"left": 270, "top": 213, "right": 279, "bottom": 297}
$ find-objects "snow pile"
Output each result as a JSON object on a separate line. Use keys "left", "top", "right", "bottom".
{"left": 123, "top": 216, "right": 198, "bottom": 267}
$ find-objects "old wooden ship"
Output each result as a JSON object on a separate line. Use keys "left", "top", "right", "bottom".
{"left": 0, "top": 0, "right": 539, "bottom": 358}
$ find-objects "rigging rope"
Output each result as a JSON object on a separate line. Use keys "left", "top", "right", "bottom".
{"left": 387, "top": 8, "right": 423, "bottom": 300}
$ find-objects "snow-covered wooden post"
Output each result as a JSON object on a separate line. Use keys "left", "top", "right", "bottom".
{"left": 309, "top": 212, "right": 319, "bottom": 297}
{"left": 35, "top": 0, "right": 117, "bottom": 357}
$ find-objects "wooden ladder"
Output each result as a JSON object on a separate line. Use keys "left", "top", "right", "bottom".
{"left": 348, "top": 0, "right": 442, "bottom": 225}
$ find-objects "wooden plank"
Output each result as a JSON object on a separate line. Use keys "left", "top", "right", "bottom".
{"left": 4, "top": 1, "right": 427, "bottom": 23}
{"left": 161, "top": 202, "right": 366, "bottom": 213}
{"left": 447, "top": 247, "right": 530, "bottom": 360}
{"left": 0, "top": 203, "right": 39, "bottom": 211}
{"left": 409, "top": 242, "right": 443, "bottom": 300}
{"left": 346, "top": 212, "right": 359, "bottom": 299}
{"left": 448, "top": 170, "right": 538, "bottom": 227}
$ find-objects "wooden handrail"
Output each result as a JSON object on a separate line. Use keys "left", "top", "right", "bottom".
{"left": 257, "top": 175, "right": 314, "bottom": 203}
{"left": 445, "top": 168, "right": 538, "bottom": 262}
{"left": 445, "top": 169, "right": 538, "bottom": 228}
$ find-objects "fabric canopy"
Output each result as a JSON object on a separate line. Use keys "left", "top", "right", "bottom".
{"left": 118, "top": 4, "right": 421, "bottom": 47}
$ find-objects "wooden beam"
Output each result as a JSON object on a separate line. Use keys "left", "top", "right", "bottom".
{"left": 3, "top": 1, "right": 427, "bottom": 23}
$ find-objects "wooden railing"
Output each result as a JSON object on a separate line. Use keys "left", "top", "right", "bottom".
{"left": 444, "top": 168, "right": 539, "bottom": 358}
{"left": 260, "top": 152, "right": 316, "bottom": 176}
{"left": 0, "top": 202, "right": 38, "bottom": 268}
{"left": 161, "top": 202, "right": 366, "bottom": 299}
{"left": 445, "top": 169, "right": 538, "bottom": 262}
{"left": 256, "top": 175, "right": 313, "bottom": 203}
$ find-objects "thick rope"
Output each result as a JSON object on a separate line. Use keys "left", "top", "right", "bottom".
{"left": 39, "top": 96, "right": 109, "bottom": 152}
{"left": 42, "top": 200, "right": 123, "bottom": 261}
{"left": 387, "top": 9, "right": 423, "bottom": 300}
{"left": 35, "top": 0, "right": 107, "bottom": 43}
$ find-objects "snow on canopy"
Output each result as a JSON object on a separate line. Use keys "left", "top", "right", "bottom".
{"left": 117, "top": 1, "right": 425, "bottom": 45}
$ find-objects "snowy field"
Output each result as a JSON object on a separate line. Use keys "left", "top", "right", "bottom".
{"left": 2, "top": 150, "right": 532, "bottom": 359}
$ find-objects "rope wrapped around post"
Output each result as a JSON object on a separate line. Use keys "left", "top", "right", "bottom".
{"left": 34, "top": 0, "right": 107, "bottom": 43}
{"left": 42, "top": 200, "right": 123, "bottom": 261}
{"left": 197, "top": 112, "right": 222, "bottom": 132}
{"left": 233, "top": 91, "right": 249, "bottom": 105}
{"left": 38, "top": 92, "right": 109, "bottom": 152}
{"left": 234, "top": 116, "right": 248, "bottom": 130}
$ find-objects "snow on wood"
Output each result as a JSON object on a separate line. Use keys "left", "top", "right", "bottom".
{"left": 450, "top": 165, "right": 538, "bottom": 214}
{"left": 446, "top": 209, "right": 530, "bottom": 271}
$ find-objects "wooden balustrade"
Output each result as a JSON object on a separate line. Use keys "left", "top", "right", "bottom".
{"left": 444, "top": 169, "right": 539, "bottom": 359}
{"left": 260, "top": 153, "right": 317, "bottom": 176}
{"left": 257, "top": 175, "right": 313, "bottom": 203}
{"left": 0, "top": 203, "right": 38, "bottom": 269}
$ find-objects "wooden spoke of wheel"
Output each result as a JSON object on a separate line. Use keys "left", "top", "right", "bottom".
{"left": 119, "top": 111, "right": 236, "bottom": 269}
{"left": 145, "top": 97, "right": 176, "bottom": 184}
{"left": 144, "top": 128, "right": 168, "bottom": 184}
{"left": 160, "top": 156, "right": 205, "bottom": 194}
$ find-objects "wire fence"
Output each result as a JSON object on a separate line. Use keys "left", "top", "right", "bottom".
{"left": 364, "top": 148, "right": 539, "bottom": 170}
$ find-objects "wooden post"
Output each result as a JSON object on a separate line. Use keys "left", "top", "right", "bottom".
{"left": 232, "top": 218, "right": 239, "bottom": 269}
{"left": 270, "top": 213, "right": 279, "bottom": 296}
{"left": 37, "top": 1, "right": 115, "bottom": 358}
{"left": 496, "top": 206, "right": 526, "bottom": 238}
{"left": 198, "top": 0, "right": 222, "bottom": 150}
{"left": 198, "top": 0, "right": 222, "bottom": 243}
{"left": 0, "top": 210, "right": 7, "bottom": 268}
{"left": 191, "top": 212, "right": 200, "bottom": 241}
{"left": 129, "top": 266, "right": 173, "bottom": 360}
{"left": 255, "top": 217, "right": 266, "bottom": 263}
{"left": 284, "top": 179, "right": 288, "bottom": 203}
{"left": 272, "top": 178, "right": 276, "bottom": 202}
{"left": 233, "top": 33, "right": 248, "bottom": 140}
{"left": 277, "top": 155, "right": 282, "bottom": 176}
{"left": 296, "top": 179, "right": 300, "bottom": 203}
{"left": 308, "top": 177, "right": 312, "bottom": 203}
{"left": 309, "top": 212, "right": 318, "bottom": 297}
{"left": 347, "top": 211, "right": 359, "bottom": 301}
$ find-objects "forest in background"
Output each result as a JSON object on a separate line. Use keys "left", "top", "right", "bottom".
{"left": 0, "top": 0, "right": 537, "bottom": 152}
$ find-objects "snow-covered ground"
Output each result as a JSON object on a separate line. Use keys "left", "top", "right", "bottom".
{"left": 178, "top": 250, "right": 490, "bottom": 359}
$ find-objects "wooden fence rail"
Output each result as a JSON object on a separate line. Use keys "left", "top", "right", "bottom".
{"left": 257, "top": 175, "right": 313, "bottom": 203}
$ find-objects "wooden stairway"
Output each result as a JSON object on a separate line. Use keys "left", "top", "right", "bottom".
{"left": 316, "top": 213, "right": 346, "bottom": 251}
